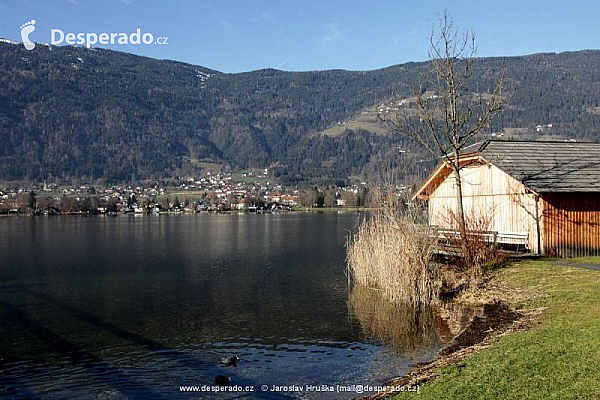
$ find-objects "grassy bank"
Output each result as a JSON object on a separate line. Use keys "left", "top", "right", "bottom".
{"left": 397, "top": 258, "right": 600, "bottom": 399}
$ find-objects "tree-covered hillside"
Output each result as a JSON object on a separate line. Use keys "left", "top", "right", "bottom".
{"left": 1, "top": 41, "right": 600, "bottom": 185}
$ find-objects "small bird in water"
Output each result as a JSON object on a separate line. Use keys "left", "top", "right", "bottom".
{"left": 220, "top": 355, "right": 239, "bottom": 366}
{"left": 215, "top": 375, "right": 231, "bottom": 386}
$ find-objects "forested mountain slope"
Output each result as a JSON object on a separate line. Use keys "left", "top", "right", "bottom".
{"left": 1, "top": 41, "right": 600, "bottom": 184}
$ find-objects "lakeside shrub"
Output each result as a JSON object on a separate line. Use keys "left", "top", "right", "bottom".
{"left": 438, "top": 207, "right": 506, "bottom": 286}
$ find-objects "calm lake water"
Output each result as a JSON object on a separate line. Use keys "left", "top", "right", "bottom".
{"left": 0, "top": 213, "right": 451, "bottom": 399}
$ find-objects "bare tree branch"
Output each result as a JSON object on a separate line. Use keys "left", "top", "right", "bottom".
{"left": 381, "top": 10, "right": 505, "bottom": 235}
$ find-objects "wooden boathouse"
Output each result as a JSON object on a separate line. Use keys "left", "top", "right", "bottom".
{"left": 412, "top": 140, "right": 600, "bottom": 257}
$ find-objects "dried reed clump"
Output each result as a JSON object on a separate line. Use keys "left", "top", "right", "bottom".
{"left": 346, "top": 211, "right": 439, "bottom": 306}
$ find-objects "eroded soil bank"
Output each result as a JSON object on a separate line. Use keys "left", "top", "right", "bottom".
{"left": 364, "top": 299, "right": 527, "bottom": 399}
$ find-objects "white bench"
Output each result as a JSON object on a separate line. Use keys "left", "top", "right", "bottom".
{"left": 432, "top": 227, "right": 529, "bottom": 252}
{"left": 496, "top": 231, "right": 529, "bottom": 245}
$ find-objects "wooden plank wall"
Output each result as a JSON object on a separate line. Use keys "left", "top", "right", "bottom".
{"left": 541, "top": 193, "right": 600, "bottom": 257}
{"left": 428, "top": 163, "right": 542, "bottom": 254}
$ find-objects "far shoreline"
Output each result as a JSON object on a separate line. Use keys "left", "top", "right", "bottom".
{"left": 0, "top": 207, "right": 375, "bottom": 218}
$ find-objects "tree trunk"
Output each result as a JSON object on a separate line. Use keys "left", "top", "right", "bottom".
{"left": 452, "top": 165, "right": 467, "bottom": 235}
{"left": 452, "top": 164, "right": 469, "bottom": 265}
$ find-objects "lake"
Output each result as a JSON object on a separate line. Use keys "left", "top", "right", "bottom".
{"left": 0, "top": 213, "right": 453, "bottom": 399}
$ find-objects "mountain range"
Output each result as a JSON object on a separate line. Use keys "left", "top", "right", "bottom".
{"left": 2, "top": 41, "right": 600, "bottom": 185}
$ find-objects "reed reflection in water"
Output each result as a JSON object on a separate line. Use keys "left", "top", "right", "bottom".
{"left": 348, "top": 284, "right": 477, "bottom": 357}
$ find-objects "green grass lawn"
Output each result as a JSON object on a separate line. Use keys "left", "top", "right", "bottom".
{"left": 399, "top": 258, "right": 600, "bottom": 399}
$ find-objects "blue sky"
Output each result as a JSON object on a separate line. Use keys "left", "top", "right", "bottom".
{"left": 1, "top": 0, "right": 600, "bottom": 72}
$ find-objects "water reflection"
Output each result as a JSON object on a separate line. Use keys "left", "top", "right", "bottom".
{"left": 0, "top": 214, "right": 465, "bottom": 398}
{"left": 348, "top": 285, "right": 477, "bottom": 357}
{"left": 348, "top": 285, "right": 440, "bottom": 356}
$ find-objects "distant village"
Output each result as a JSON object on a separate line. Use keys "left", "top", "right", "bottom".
{"left": 0, "top": 169, "right": 378, "bottom": 215}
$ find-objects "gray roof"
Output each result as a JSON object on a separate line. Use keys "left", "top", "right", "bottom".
{"left": 475, "top": 140, "right": 600, "bottom": 192}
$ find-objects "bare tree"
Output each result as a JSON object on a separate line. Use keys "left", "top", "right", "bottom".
{"left": 382, "top": 11, "right": 504, "bottom": 236}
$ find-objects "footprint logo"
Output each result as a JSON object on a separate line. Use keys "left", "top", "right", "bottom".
{"left": 20, "top": 20, "right": 36, "bottom": 51}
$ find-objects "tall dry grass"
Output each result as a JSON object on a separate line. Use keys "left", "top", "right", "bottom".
{"left": 346, "top": 206, "right": 439, "bottom": 306}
